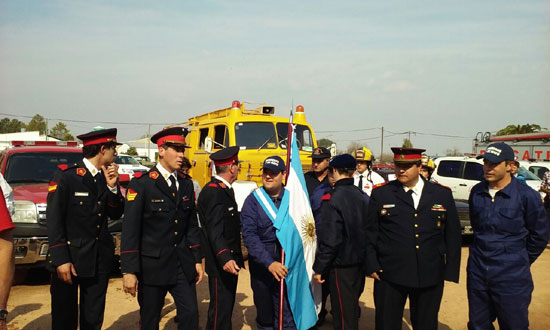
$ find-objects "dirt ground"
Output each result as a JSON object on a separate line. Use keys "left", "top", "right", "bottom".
{"left": 6, "top": 245, "right": 550, "bottom": 330}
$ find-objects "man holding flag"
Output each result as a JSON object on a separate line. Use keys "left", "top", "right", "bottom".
{"left": 241, "top": 128, "right": 320, "bottom": 330}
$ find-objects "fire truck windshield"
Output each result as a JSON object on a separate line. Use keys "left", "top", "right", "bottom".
{"left": 235, "top": 122, "right": 277, "bottom": 149}
{"left": 5, "top": 152, "right": 82, "bottom": 185}
{"left": 276, "top": 123, "right": 314, "bottom": 152}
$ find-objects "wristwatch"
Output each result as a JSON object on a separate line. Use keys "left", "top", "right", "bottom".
{"left": 0, "top": 309, "right": 7, "bottom": 321}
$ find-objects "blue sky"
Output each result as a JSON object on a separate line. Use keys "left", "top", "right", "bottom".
{"left": 1, "top": 0, "right": 548, "bottom": 156}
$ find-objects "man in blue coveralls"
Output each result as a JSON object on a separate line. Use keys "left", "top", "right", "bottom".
{"left": 468, "top": 142, "right": 549, "bottom": 330}
{"left": 241, "top": 156, "right": 297, "bottom": 330}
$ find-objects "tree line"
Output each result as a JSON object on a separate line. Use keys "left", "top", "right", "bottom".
{"left": 0, "top": 114, "right": 74, "bottom": 141}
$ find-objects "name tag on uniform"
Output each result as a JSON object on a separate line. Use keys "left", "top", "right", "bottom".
{"left": 151, "top": 199, "right": 164, "bottom": 203}
{"left": 74, "top": 192, "right": 89, "bottom": 197}
{"left": 382, "top": 204, "right": 395, "bottom": 209}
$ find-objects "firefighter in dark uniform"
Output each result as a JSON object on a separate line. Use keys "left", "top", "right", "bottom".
{"left": 365, "top": 147, "right": 461, "bottom": 330}
{"left": 46, "top": 128, "right": 124, "bottom": 330}
{"left": 304, "top": 147, "right": 331, "bottom": 196}
{"left": 313, "top": 154, "right": 369, "bottom": 330}
{"left": 197, "top": 146, "right": 244, "bottom": 330}
{"left": 121, "top": 127, "right": 203, "bottom": 330}
{"left": 241, "top": 156, "right": 297, "bottom": 330}
{"left": 467, "top": 142, "right": 549, "bottom": 329}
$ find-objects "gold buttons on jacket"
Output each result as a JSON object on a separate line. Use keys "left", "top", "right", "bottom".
{"left": 414, "top": 224, "right": 418, "bottom": 228}
{"left": 97, "top": 225, "right": 100, "bottom": 229}
{"left": 98, "top": 213, "right": 102, "bottom": 217}
{"left": 174, "top": 219, "right": 178, "bottom": 224}
{"left": 416, "top": 245, "right": 419, "bottom": 249}
{"left": 79, "top": 201, "right": 83, "bottom": 205}
{"left": 415, "top": 234, "right": 419, "bottom": 238}
{"left": 97, "top": 201, "right": 101, "bottom": 205}
{"left": 174, "top": 232, "right": 178, "bottom": 236}
{"left": 414, "top": 213, "right": 418, "bottom": 217}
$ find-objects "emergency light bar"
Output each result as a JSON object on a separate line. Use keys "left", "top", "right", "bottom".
{"left": 11, "top": 141, "right": 79, "bottom": 147}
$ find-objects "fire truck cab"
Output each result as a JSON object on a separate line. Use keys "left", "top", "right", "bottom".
{"left": 183, "top": 100, "right": 318, "bottom": 208}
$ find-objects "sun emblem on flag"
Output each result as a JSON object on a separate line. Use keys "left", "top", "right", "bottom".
{"left": 301, "top": 215, "right": 316, "bottom": 247}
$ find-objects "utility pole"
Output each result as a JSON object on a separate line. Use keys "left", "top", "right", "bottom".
{"left": 380, "top": 126, "right": 384, "bottom": 161}
{"left": 147, "top": 124, "right": 151, "bottom": 159}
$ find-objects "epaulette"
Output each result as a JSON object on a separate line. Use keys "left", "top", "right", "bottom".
{"left": 149, "top": 171, "right": 159, "bottom": 180}
{"left": 133, "top": 172, "right": 143, "bottom": 179}
{"left": 373, "top": 182, "right": 388, "bottom": 190}
{"left": 76, "top": 168, "right": 86, "bottom": 176}
{"left": 434, "top": 182, "right": 451, "bottom": 190}
{"left": 208, "top": 183, "right": 218, "bottom": 188}
{"left": 321, "top": 193, "right": 331, "bottom": 201}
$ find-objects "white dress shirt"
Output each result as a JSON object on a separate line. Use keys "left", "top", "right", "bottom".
{"left": 156, "top": 163, "right": 179, "bottom": 190}
{"left": 403, "top": 176, "right": 424, "bottom": 209}
{"left": 353, "top": 170, "right": 386, "bottom": 196}
{"left": 83, "top": 158, "right": 118, "bottom": 193}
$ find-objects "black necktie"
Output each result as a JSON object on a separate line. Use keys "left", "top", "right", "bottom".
{"left": 406, "top": 189, "right": 414, "bottom": 205}
{"left": 169, "top": 176, "right": 177, "bottom": 197}
{"left": 358, "top": 175, "right": 363, "bottom": 189}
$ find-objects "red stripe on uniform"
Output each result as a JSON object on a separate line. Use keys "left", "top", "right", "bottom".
{"left": 216, "top": 249, "right": 229, "bottom": 257}
{"left": 335, "top": 269, "right": 345, "bottom": 330}
{"left": 120, "top": 250, "right": 139, "bottom": 254}
{"left": 190, "top": 244, "right": 200, "bottom": 248}
{"left": 49, "top": 243, "right": 67, "bottom": 249}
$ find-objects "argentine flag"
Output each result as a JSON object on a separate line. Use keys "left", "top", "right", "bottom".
{"left": 276, "top": 129, "right": 321, "bottom": 329}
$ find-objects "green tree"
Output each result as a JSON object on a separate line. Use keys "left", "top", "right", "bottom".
{"left": 317, "top": 138, "right": 335, "bottom": 148}
{"left": 402, "top": 138, "right": 413, "bottom": 148}
{"left": 0, "top": 118, "right": 26, "bottom": 133}
{"left": 26, "top": 114, "right": 47, "bottom": 135}
{"left": 126, "top": 147, "right": 138, "bottom": 156}
{"left": 496, "top": 124, "right": 542, "bottom": 136}
{"left": 49, "top": 122, "right": 74, "bottom": 141}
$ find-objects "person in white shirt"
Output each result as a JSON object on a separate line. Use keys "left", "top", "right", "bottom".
{"left": 353, "top": 147, "right": 385, "bottom": 196}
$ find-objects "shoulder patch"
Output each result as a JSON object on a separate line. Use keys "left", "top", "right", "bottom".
{"left": 373, "top": 182, "right": 388, "bottom": 190}
{"left": 149, "top": 171, "right": 159, "bottom": 180}
{"left": 126, "top": 188, "right": 138, "bottom": 201}
{"left": 219, "top": 182, "right": 227, "bottom": 189}
{"left": 321, "top": 193, "right": 331, "bottom": 201}
{"left": 133, "top": 172, "right": 143, "bottom": 178}
{"left": 208, "top": 183, "right": 218, "bottom": 188}
{"left": 76, "top": 168, "right": 86, "bottom": 176}
{"left": 57, "top": 164, "right": 68, "bottom": 171}
{"left": 48, "top": 181, "right": 58, "bottom": 193}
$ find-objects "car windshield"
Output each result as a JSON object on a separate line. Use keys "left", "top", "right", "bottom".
{"left": 518, "top": 167, "right": 540, "bottom": 180}
{"left": 234, "top": 122, "right": 277, "bottom": 149}
{"left": 5, "top": 152, "right": 83, "bottom": 184}
{"left": 115, "top": 155, "right": 141, "bottom": 165}
{"left": 275, "top": 123, "right": 314, "bottom": 152}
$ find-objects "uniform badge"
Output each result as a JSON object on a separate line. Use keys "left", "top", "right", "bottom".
{"left": 127, "top": 188, "right": 138, "bottom": 201}
{"left": 437, "top": 221, "right": 441, "bottom": 227}
{"left": 380, "top": 209, "right": 388, "bottom": 216}
{"left": 48, "top": 181, "right": 58, "bottom": 193}
{"left": 74, "top": 192, "right": 89, "bottom": 197}
{"left": 183, "top": 196, "right": 190, "bottom": 202}
{"left": 149, "top": 171, "right": 159, "bottom": 179}
{"left": 76, "top": 168, "right": 86, "bottom": 176}
{"left": 431, "top": 204, "right": 447, "bottom": 211}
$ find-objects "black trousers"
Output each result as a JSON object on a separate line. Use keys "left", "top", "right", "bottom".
{"left": 206, "top": 271, "right": 238, "bottom": 330}
{"left": 50, "top": 272, "right": 109, "bottom": 330}
{"left": 373, "top": 279, "right": 444, "bottom": 330}
{"left": 329, "top": 266, "right": 363, "bottom": 330}
{"left": 138, "top": 266, "right": 198, "bottom": 330}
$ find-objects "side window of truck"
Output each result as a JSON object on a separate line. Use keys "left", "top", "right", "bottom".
{"left": 214, "top": 125, "right": 228, "bottom": 149}
{"left": 199, "top": 128, "right": 209, "bottom": 149}
{"left": 437, "top": 160, "right": 462, "bottom": 178}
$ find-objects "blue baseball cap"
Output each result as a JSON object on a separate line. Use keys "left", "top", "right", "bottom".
{"left": 477, "top": 142, "right": 515, "bottom": 163}
{"left": 329, "top": 154, "right": 357, "bottom": 169}
{"left": 262, "top": 156, "right": 286, "bottom": 173}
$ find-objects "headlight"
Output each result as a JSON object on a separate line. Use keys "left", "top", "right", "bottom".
{"left": 120, "top": 168, "right": 135, "bottom": 174}
{"left": 12, "top": 201, "right": 38, "bottom": 223}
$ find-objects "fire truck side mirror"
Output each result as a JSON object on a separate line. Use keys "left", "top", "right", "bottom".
{"left": 204, "top": 137, "right": 213, "bottom": 153}
{"left": 330, "top": 143, "right": 337, "bottom": 158}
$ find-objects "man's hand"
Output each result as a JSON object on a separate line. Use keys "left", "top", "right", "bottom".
{"left": 102, "top": 164, "right": 119, "bottom": 188}
{"left": 123, "top": 273, "right": 138, "bottom": 297}
{"left": 222, "top": 260, "right": 240, "bottom": 276}
{"left": 368, "top": 269, "right": 383, "bottom": 281}
{"left": 56, "top": 263, "right": 77, "bottom": 284}
{"left": 195, "top": 263, "right": 204, "bottom": 284}
{"left": 268, "top": 261, "right": 288, "bottom": 281}
{"left": 313, "top": 273, "right": 325, "bottom": 284}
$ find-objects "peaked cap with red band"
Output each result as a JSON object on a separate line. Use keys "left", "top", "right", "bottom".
{"left": 210, "top": 146, "right": 240, "bottom": 166}
{"left": 150, "top": 127, "right": 190, "bottom": 147}
{"left": 77, "top": 128, "right": 121, "bottom": 147}
{"left": 391, "top": 147, "right": 426, "bottom": 163}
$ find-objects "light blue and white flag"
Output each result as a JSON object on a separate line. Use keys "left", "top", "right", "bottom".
{"left": 252, "top": 129, "right": 321, "bottom": 329}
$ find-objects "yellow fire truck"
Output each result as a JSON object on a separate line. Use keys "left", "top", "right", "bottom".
{"left": 182, "top": 100, "right": 318, "bottom": 208}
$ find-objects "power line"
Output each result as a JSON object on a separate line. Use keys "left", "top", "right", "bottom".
{"left": 0, "top": 112, "right": 173, "bottom": 126}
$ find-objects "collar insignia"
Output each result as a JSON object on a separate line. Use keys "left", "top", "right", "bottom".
{"left": 149, "top": 171, "right": 159, "bottom": 180}
{"left": 76, "top": 168, "right": 86, "bottom": 176}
